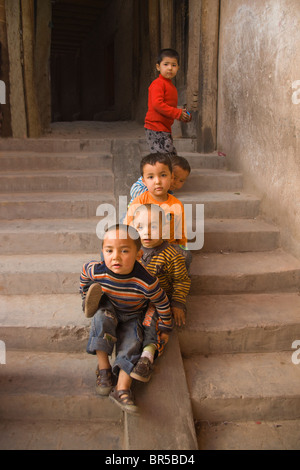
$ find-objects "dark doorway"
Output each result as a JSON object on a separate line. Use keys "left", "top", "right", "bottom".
{"left": 51, "top": 0, "right": 131, "bottom": 122}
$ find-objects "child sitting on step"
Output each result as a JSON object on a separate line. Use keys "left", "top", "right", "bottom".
{"left": 129, "top": 154, "right": 191, "bottom": 205}
{"left": 79, "top": 223, "right": 173, "bottom": 415}
{"left": 124, "top": 152, "right": 192, "bottom": 269}
{"left": 130, "top": 203, "right": 191, "bottom": 382}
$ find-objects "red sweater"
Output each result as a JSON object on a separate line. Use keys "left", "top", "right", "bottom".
{"left": 144, "top": 74, "right": 182, "bottom": 133}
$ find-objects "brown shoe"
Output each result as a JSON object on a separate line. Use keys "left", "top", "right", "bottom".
{"left": 109, "top": 388, "right": 139, "bottom": 414}
{"left": 84, "top": 283, "right": 103, "bottom": 318}
{"left": 130, "top": 357, "right": 153, "bottom": 382}
{"left": 95, "top": 367, "right": 113, "bottom": 396}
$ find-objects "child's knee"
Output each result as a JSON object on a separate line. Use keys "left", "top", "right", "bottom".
{"left": 91, "top": 308, "right": 117, "bottom": 338}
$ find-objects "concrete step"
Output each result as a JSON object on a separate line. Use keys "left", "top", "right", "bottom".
{"left": 0, "top": 217, "right": 280, "bottom": 255}
{"left": 0, "top": 136, "right": 196, "bottom": 153}
{"left": 2, "top": 250, "right": 300, "bottom": 296}
{"left": 179, "top": 292, "right": 300, "bottom": 356}
{"left": 0, "top": 192, "right": 115, "bottom": 219}
{"left": 0, "top": 169, "right": 114, "bottom": 193}
{"left": 179, "top": 191, "right": 261, "bottom": 219}
{"left": 181, "top": 169, "right": 243, "bottom": 192}
{"left": 0, "top": 294, "right": 89, "bottom": 352}
{"left": 196, "top": 419, "right": 300, "bottom": 450}
{"left": 0, "top": 191, "right": 259, "bottom": 221}
{"left": 0, "top": 335, "right": 198, "bottom": 450}
{"left": 201, "top": 218, "right": 280, "bottom": 253}
{"left": 0, "top": 419, "right": 124, "bottom": 450}
{"left": 126, "top": 332, "right": 198, "bottom": 450}
{"left": 184, "top": 351, "right": 300, "bottom": 423}
{"left": 0, "top": 218, "right": 101, "bottom": 254}
{"left": 0, "top": 252, "right": 99, "bottom": 294}
{"left": 189, "top": 250, "right": 300, "bottom": 294}
{"left": 2, "top": 291, "right": 299, "bottom": 357}
{"left": 179, "top": 152, "right": 227, "bottom": 170}
{"left": 0, "top": 138, "right": 114, "bottom": 153}
{"left": 0, "top": 350, "right": 122, "bottom": 422}
{"left": 0, "top": 151, "right": 113, "bottom": 171}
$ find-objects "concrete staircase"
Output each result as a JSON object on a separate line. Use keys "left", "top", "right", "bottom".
{"left": 0, "top": 137, "right": 197, "bottom": 450}
{"left": 1, "top": 134, "right": 300, "bottom": 450}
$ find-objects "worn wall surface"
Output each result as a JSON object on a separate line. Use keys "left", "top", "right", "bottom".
{"left": 218, "top": 0, "right": 300, "bottom": 257}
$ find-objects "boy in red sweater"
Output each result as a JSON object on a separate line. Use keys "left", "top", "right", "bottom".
{"left": 144, "top": 48, "right": 191, "bottom": 156}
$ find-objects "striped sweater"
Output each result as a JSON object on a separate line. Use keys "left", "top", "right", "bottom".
{"left": 140, "top": 242, "right": 191, "bottom": 309}
{"left": 80, "top": 260, "right": 173, "bottom": 333}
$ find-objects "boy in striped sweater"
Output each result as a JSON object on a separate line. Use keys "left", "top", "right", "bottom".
{"left": 130, "top": 204, "right": 191, "bottom": 383}
{"left": 80, "top": 224, "right": 173, "bottom": 414}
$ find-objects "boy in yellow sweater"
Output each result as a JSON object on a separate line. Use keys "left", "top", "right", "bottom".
{"left": 130, "top": 203, "right": 191, "bottom": 382}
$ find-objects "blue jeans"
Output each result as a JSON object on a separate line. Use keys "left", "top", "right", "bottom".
{"left": 86, "top": 301, "right": 144, "bottom": 377}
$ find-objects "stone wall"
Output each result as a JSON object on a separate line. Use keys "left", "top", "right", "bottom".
{"left": 218, "top": 0, "right": 300, "bottom": 257}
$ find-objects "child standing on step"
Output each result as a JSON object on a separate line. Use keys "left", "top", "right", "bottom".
{"left": 79, "top": 223, "right": 173, "bottom": 414}
{"left": 130, "top": 203, "right": 191, "bottom": 383}
{"left": 145, "top": 48, "right": 192, "bottom": 156}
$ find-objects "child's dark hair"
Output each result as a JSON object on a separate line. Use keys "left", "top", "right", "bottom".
{"left": 170, "top": 155, "right": 191, "bottom": 174}
{"left": 103, "top": 224, "right": 141, "bottom": 251}
{"left": 140, "top": 153, "right": 173, "bottom": 176}
{"left": 157, "top": 48, "right": 180, "bottom": 65}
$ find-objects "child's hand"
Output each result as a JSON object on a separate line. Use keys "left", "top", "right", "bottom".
{"left": 180, "top": 109, "right": 192, "bottom": 123}
{"left": 159, "top": 332, "right": 170, "bottom": 345}
{"left": 172, "top": 306, "right": 186, "bottom": 326}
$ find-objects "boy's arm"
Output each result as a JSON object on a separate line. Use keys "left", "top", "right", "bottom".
{"left": 130, "top": 177, "right": 147, "bottom": 204}
{"left": 147, "top": 279, "right": 174, "bottom": 334}
{"left": 150, "top": 81, "right": 182, "bottom": 121}
{"left": 79, "top": 261, "right": 101, "bottom": 299}
{"left": 169, "top": 253, "right": 191, "bottom": 308}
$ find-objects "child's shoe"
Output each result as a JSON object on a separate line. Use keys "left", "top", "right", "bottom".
{"left": 109, "top": 388, "right": 139, "bottom": 415}
{"left": 130, "top": 357, "right": 153, "bottom": 382}
{"left": 95, "top": 367, "right": 113, "bottom": 396}
{"left": 84, "top": 283, "right": 103, "bottom": 318}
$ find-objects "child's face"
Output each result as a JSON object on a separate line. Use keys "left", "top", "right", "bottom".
{"left": 102, "top": 229, "right": 141, "bottom": 275}
{"left": 170, "top": 166, "right": 190, "bottom": 191}
{"left": 142, "top": 162, "right": 172, "bottom": 201}
{"left": 156, "top": 56, "right": 179, "bottom": 80}
{"left": 134, "top": 209, "right": 163, "bottom": 249}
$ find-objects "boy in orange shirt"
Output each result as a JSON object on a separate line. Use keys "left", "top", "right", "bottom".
{"left": 124, "top": 153, "right": 190, "bottom": 265}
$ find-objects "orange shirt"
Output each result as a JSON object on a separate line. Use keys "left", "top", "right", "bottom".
{"left": 125, "top": 192, "right": 187, "bottom": 246}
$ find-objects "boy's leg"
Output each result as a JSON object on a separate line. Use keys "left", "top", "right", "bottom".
{"left": 109, "top": 316, "right": 142, "bottom": 414}
{"left": 109, "top": 370, "right": 138, "bottom": 414}
{"left": 112, "top": 316, "right": 143, "bottom": 377}
{"left": 87, "top": 306, "right": 118, "bottom": 395}
{"left": 145, "top": 129, "right": 177, "bottom": 156}
{"left": 130, "top": 304, "right": 158, "bottom": 382}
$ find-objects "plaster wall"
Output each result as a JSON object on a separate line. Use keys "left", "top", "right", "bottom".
{"left": 218, "top": 0, "right": 300, "bottom": 257}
